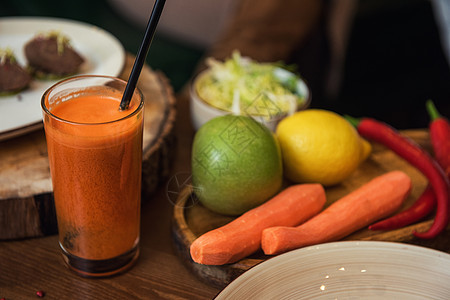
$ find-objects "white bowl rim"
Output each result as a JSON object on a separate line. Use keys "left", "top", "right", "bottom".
{"left": 190, "top": 68, "right": 312, "bottom": 116}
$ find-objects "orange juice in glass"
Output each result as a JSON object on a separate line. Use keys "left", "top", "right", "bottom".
{"left": 41, "top": 75, "right": 144, "bottom": 277}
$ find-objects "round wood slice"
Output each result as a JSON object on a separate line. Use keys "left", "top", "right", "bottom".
{"left": 172, "top": 130, "right": 450, "bottom": 288}
{"left": 0, "top": 54, "right": 176, "bottom": 240}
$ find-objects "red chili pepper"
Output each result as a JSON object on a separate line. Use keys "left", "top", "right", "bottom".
{"left": 369, "top": 100, "right": 450, "bottom": 231}
{"left": 369, "top": 185, "right": 435, "bottom": 230}
{"left": 426, "top": 100, "right": 450, "bottom": 177}
{"left": 346, "top": 116, "right": 449, "bottom": 239}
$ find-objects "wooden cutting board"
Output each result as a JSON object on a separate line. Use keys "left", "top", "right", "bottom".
{"left": 0, "top": 54, "right": 176, "bottom": 240}
{"left": 172, "top": 130, "right": 447, "bottom": 288}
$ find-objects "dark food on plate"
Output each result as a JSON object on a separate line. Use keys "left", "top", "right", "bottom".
{"left": 0, "top": 48, "right": 32, "bottom": 95}
{"left": 24, "top": 31, "right": 84, "bottom": 78}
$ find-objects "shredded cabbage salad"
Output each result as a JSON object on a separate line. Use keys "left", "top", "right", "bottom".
{"left": 195, "top": 51, "right": 308, "bottom": 120}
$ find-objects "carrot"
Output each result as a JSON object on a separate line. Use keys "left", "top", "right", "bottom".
{"left": 190, "top": 184, "right": 326, "bottom": 265}
{"left": 261, "top": 171, "right": 412, "bottom": 255}
{"left": 347, "top": 116, "right": 449, "bottom": 238}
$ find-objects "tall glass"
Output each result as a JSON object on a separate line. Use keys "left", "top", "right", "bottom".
{"left": 41, "top": 75, "right": 144, "bottom": 277}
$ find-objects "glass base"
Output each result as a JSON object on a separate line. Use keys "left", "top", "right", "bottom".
{"left": 60, "top": 243, "right": 139, "bottom": 278}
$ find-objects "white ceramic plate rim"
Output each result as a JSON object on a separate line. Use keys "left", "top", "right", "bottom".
{"left": 0, "top": 16, "right": 126, "bottom": 141}
{"left": 215, "top": 241, "right": 450, "bottom": 300}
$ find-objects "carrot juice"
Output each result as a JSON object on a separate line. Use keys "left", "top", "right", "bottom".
{"left": 41, "top": 75, "right": 144, "bottom": 277}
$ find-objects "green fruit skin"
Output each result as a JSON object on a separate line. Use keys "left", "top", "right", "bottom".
{"left": 192, "top": 115, "right": 283, "bottom": 216}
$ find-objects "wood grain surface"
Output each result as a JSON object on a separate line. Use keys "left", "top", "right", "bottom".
{"left": 0, "top": 88, "right": 222, "bottom": 300}
{"left": 0, "top": 86, "right": 448, "bottom": 300}
{"left": 0, "top": 54, "right": 176, "bottom": 240}
{"left": 172, "top": 130, "right": 450, "bottom": 288}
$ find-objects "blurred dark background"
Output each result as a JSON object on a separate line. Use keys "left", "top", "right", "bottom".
{"left": 332, "top": 0, "right": 450, "bottom": 130}
{"left": 2, "top": 0, "right": 450, "bottom": 129}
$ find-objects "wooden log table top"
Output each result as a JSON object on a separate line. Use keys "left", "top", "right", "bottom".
{"left": 0, "top": 86, "right": 449, "bottom": 299}
{"left": 171, "top": 129, "right": 450, "bottom": 288}
{"left": 0, "top": 54, "right": 176, "bottom": 240}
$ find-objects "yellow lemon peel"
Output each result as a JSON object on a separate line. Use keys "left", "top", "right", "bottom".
{"left": 276, "top": 109, "right": 371, "bottom": 186}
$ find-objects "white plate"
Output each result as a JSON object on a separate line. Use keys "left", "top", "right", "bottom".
{"left": 215, "top": 241, "right": 450, "bottom": 300}
{"left": 0, "top": 17, "right": 126, "bottom": 141}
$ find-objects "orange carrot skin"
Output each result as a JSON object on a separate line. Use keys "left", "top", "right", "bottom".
{"left": 370, "top": 101, "right": 450, "bottom": 232}
{"left": 190, "top": 184, "right": 326, "bottom": 265}
{"left": 369, "top": 184, "right": 436, "bottom": 230}
{"left": 262, "top": 171, "right": 412, "bottom": 256}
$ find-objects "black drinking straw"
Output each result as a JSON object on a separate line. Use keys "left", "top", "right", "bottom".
{"left": 119, "top": 0, "right": 166, "bottom": 111}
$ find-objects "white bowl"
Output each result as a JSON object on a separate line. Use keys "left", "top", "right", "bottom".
{"left": 216, "top": 241, "right": 450, "bottom": 300}
{"left": 190, "top": 69, "right": 311, "bottom": 131}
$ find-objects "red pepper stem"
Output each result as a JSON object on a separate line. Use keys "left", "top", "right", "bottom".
{"left": 344, "top": 115, "right": 361, "bottom": 128}
{"left": 426, "top": 99, "right": 441, "bottom": 121}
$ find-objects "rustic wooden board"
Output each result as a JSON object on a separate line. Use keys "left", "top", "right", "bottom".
{"left": 172, "top": 130, "right": 447, "bottom": 288}
{"left": 0, "top": 54, "right": 176, "bottom": 240}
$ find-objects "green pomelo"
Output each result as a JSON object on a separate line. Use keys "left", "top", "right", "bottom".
{"left": 191, "top": 115, "right": 283, "bottom": 215}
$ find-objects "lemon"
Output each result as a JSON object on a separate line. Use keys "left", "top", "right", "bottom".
{"left": 276, "top": 109, "right": 371, "bottom": 186}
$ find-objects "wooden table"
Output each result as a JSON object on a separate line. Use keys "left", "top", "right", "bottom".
{"left": 0, "top": 86, "right": 221, "bottom": 299}
{"left": 1, "top": 88, "right": 450, "bottom": 299}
